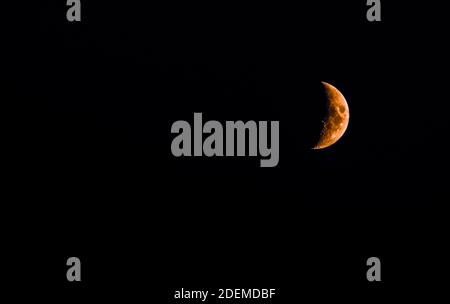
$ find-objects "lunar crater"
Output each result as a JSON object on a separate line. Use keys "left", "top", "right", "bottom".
{"left": 313, "top": 82, "right": 350, "bottom": 150}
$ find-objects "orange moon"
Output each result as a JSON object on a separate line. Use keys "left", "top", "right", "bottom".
{"left": 313, "top": 82, "right": 350, "bottom": 149}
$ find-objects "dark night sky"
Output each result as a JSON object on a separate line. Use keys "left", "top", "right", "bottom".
{"left": 5, "top": 0, "right": 449, "bottom": 300}
{"left": 14, "top": 1, "right": 445, "bottom": 203}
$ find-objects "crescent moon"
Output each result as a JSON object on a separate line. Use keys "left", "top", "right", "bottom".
{"left": 313, "top": 82, "right": 350, "bottom": 149}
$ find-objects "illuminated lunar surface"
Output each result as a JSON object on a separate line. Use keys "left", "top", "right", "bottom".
{"left": 313, "top": 82, "right": 350, "bottom": 149}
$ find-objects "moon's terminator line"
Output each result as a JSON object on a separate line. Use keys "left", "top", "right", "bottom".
{"left": 313, "top": 82, "right": 350, "bottom": 149}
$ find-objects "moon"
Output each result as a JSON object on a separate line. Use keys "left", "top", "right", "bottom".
{"left": 313, "top": 82, "right": 350, "bottom": 149}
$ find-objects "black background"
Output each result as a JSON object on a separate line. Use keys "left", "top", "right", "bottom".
{"left": 6, "top": 0, "right": 449, "bottom": 301}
